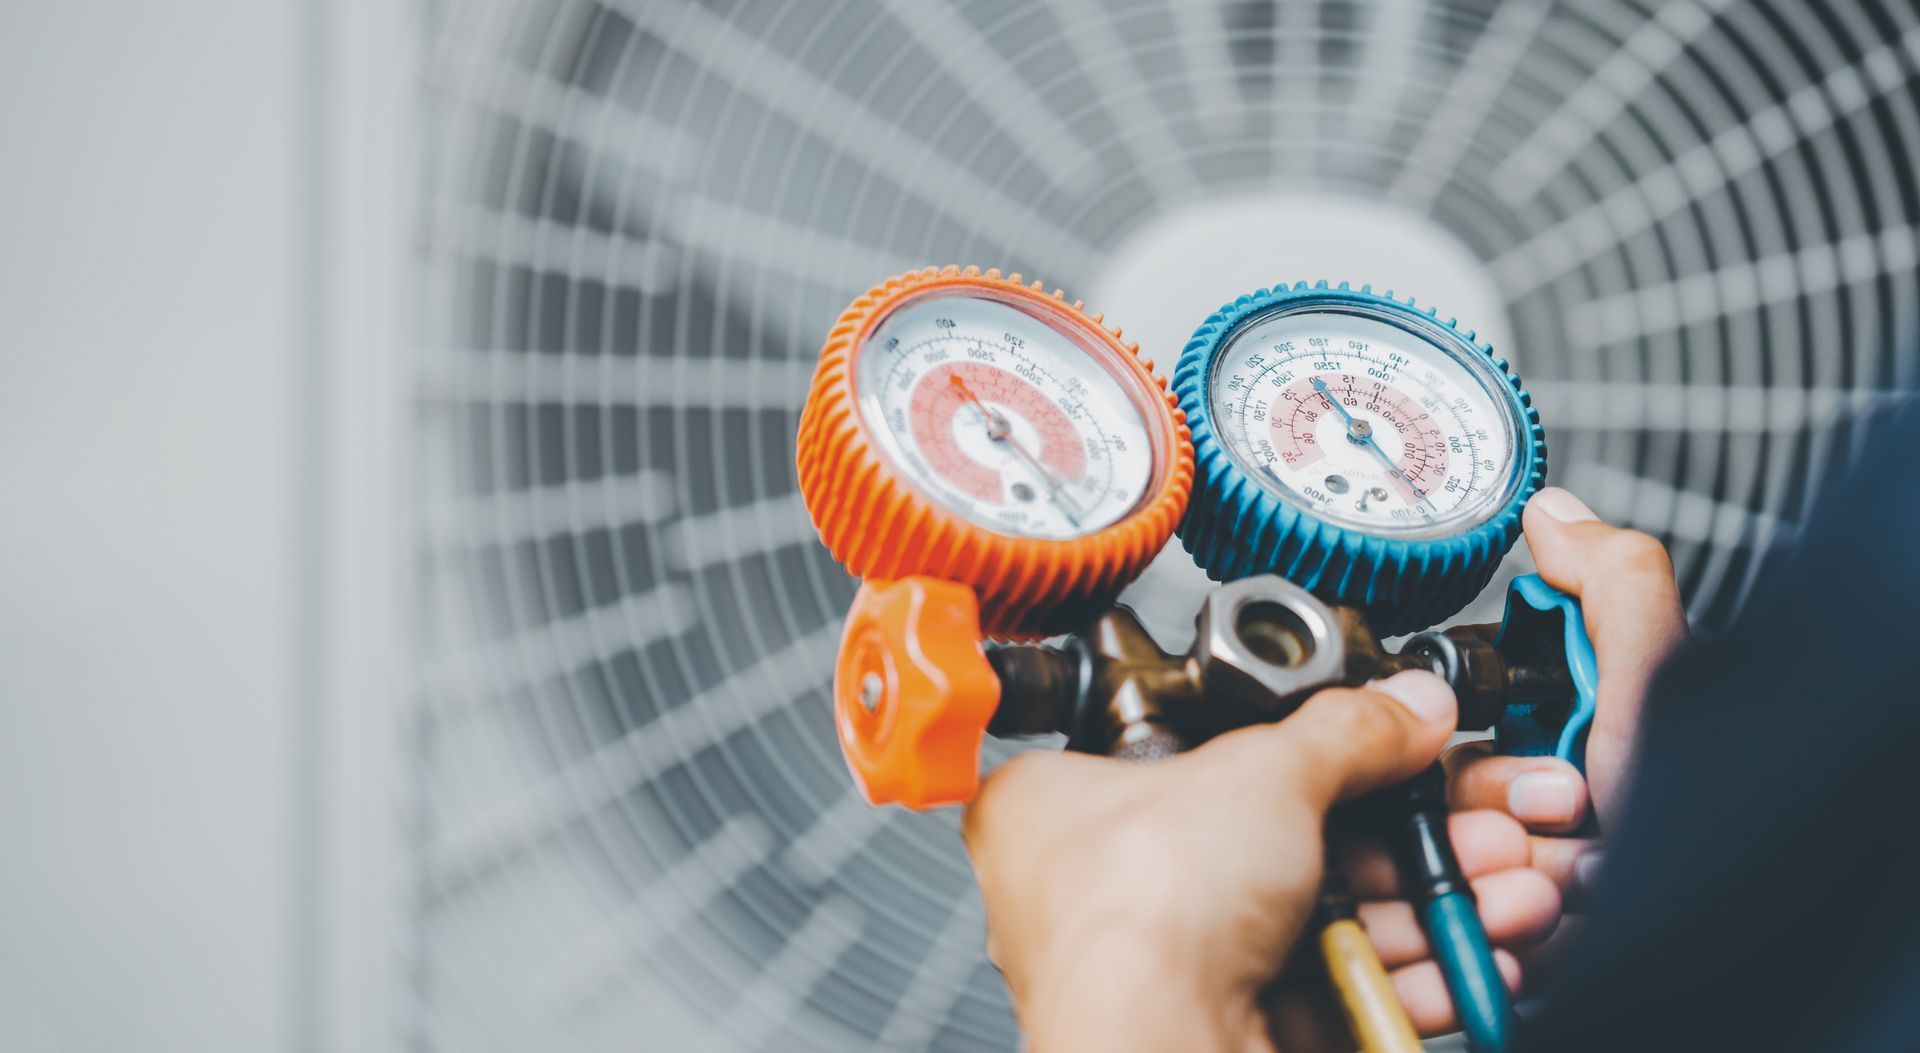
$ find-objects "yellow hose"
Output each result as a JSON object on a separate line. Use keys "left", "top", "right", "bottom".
{"left": 1319, "top": 918, "right": 1424, "bottom": 1053}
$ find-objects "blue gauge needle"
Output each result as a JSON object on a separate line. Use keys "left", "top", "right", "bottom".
{"left": 1310, "top": 376, "right": 1435, "bottom": 510}
{"left": 950, "top": 374, "right": 1085, "bottom": 526}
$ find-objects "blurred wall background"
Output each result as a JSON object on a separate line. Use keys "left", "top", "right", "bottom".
{"left": 1, "top": 3, "right": 407, "bottom": 1051}
{"left": 2, "top": 1, "right": 1915, "bottom": 1051}
{"left": 1, "top": 2, "right": 315, "bottom": 1050}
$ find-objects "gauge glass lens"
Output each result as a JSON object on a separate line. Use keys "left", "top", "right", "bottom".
{"left": 854, "top": 293, "right": 1159, "bottom": 539}
{"left": 1208, "top": 306, "right": 1521, "bottom": 538}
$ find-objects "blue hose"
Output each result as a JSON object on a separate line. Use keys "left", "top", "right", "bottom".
{"left": 1425, "top": 892, "right": 1513, "bottom": 1052}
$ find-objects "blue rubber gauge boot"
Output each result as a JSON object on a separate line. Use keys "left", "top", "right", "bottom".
{"left": 1173, "top": 282, "right": 1548, "bottom": 635}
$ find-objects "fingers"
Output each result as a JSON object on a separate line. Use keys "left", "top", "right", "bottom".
{"left": 1433, "top": 747, "right": 1603, "bottom": 902}
{"left": 1268, "top": 950, "right": 1526, "bottom": 1044}
{"left": 1528, "top": 835, "right": 1604, "bottom": 900}
{"left": 1205, "top": 671, "right": 1458, "bottom": 813}
{"left": 1339, "top": 810, "right": 1530, "bottom": 898}
{"left": 1390, "top": 949, "right": 1522, "bottom": 1035}
{"left": 1522, "top": 488, "right": 1687, "bottom": 814}
{"left": 1356, "top": 869, "right": 1561, "bottom": 967}
{"left": 1443, "top": 746, "right": 1591, "bottom": 833}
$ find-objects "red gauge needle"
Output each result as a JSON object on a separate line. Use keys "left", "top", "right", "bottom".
{"left": 949, "top": 374, "right": 1085, "bottom": 526}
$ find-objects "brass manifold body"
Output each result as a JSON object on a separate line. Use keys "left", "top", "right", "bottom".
{"left": 981, "top": 575, "right": 1576, "bottom": 756}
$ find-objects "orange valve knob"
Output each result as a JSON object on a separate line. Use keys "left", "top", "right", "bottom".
{"left": 797, "top": 265, "right": 1193, "bottom": 639}
{"left": 835, "top": 577, "right": 1001, "bottom": 809}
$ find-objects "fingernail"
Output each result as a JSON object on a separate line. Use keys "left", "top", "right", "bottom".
{"left": 1507, "top": 771, "right": 1579, "bottom": 825}
{"left": 1576, "top": 851, "right": 1606, "bottom": 895}
{"left": 1530, "top": 487, "right": 1598, "bottom": 523}
{"left": 1369, "top": 670, "right": 1455, "bottom": 723}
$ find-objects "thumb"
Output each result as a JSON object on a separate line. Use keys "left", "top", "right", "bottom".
{"left": 1522, "top": 488, "right": 1687, "bottom": 664}
{"left": 1521, "top": 487, "right": 1687, "bottom": 816}
{"left": 1207, "top": 671, "right": 1458, "bottom": 813}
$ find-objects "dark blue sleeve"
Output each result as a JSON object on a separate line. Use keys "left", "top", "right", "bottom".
{"left": 1524, "top": 401, "right": 1920, "bottom": 1052}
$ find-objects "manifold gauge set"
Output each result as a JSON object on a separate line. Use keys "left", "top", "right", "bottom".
{"left": 796, "top": 266, "right": 1598, "bottom": 1053}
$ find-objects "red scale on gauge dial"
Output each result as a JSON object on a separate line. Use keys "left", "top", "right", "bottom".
{"left": 858, "top": 294, "right": 1154, "bottom": 539}
{"left": 1268, "top": 372, "right": 1447, "bottom": 504}
{"left": 905, "top": 361, "right": 1089, "bottom": 510}
{"left": 1213, "top": 310, "right": 1515, "bottom": 536}
{"left": 796, "top": 266, "right": 1192, "bottom": 640}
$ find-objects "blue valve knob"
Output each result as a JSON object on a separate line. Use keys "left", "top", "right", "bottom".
{"left": 1491, "top": 573, "right": 1599, "bottom": 773}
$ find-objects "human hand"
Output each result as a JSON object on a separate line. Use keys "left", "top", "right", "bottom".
{"left": 1444, "top": 487, "right": 1687, "bottom": 900}
{"left": 962, "top": 671, "right": 1560, "bottom": 1052}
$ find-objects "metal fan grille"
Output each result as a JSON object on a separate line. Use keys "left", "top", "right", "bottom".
{"left": 410, "top": 1, "right": 1919, "bottom": 1049}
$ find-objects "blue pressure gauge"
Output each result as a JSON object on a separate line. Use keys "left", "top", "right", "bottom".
{"left": 1173, "top": 282, "right": 1547, "bottom": 635}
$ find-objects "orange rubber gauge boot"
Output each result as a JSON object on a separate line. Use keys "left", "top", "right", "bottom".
{"left": 797, "top": 266, "right": 1192, "bottom": 806}
{"left": 798, "top": 266, "right": 1192, "bottom": 637}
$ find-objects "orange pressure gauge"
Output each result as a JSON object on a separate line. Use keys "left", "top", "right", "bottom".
{"left": 798, "top": 265, "right": 1191, "bottom": 635}
{"left": 797, "top": 266, "right": 1192, "bottom": 807}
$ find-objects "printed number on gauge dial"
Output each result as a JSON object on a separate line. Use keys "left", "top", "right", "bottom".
{"left": 855, "top": 295, "right": 1156, "bottom": 540}
{"left": 1210, "top": 310, "right": 1518, "bottom": 538}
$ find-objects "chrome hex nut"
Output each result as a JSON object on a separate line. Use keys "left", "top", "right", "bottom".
{"left": 1193, "top": 576, "right": 1348, "bottom": 717}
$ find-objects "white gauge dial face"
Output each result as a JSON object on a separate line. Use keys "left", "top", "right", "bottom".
{"left": 854, "top": 293, "right": 1159, "bottom": 539}
{"left": 1209, "top": 307, "right": 1521, "bottom": 538}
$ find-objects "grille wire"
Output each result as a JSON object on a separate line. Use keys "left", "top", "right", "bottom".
{"left": 414, "top": 2, "right": 1920, "bottom": 1049}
